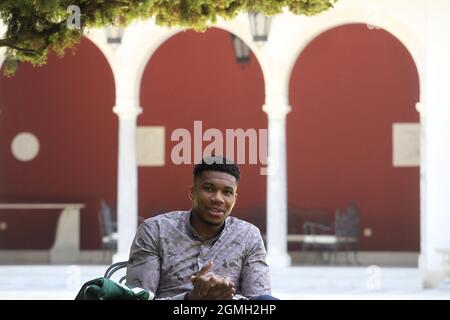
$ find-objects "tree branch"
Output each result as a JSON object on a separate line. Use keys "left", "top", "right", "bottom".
{"left": 0, "top": 39, "right": 39, "bottom": 55}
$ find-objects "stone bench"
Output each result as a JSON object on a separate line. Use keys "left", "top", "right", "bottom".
{"left": 0, "top": 203, "right": 84, "bottom": 263}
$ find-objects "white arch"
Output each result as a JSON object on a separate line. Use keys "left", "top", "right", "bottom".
{"left": 116, "top": 14, "right": 266, "bottom": 102}
{"left": 0, "top": 49, "right": 5, "bottom": 71}
{"left": 85, "top": 28, "right": 119, "bottom": 87}
{"left": 111, "top": 2, "right": 426, "bottom": 106}
{"left": 0, "top": 29, "right": 116, "bottom": 86}
{"left": 0, "top": 22, "right": 7, "bottom": 69}
{"left": 112, "top": 20, "right": 179, "bottom": 100}
{"left": 282, "top": 4, "right": 425, "bottom": 101}
{"left": 255, "top": 0, "right": 427, "bottom": 269}
{"left": 110, "top": 17, "right": 270, "bottom": 261}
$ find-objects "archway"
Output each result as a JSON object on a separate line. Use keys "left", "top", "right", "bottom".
{"left": 287, "top": 24, "right": 420, "bottom": 259}
{"left": 138, "top": 28, "right": 267, "bottom": 230}
{"left": 0, "top": 38, "right": 116, "bottom": 251}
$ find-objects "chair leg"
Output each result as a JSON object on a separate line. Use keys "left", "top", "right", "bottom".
{"left": 345, "top": 243, "right": 351, "bottom": 265}
{"left": 302, "top": 241, "right": 308, "bottom": 265}
{"left": 312, "top": 244, "right": 317, "bottom": 265}
{"left": 314, "top": 243, "right": 322, "bottom": 265}
{"left": 333, "top": 245, "right": 338, "bottom": 265}
{"left": 325, "top": 248, "right": 333, "bottom": 265}
{"left": 345, "top": 243, "right": 353, "bottom": 265}
{"left": 319, "top": 248, "right": 327, "bottom": 265}
{"left": 353, "top": 250, "right": 360, "bottom": 265}
{"left": 353, "top": 244, "right": 361, "bottom": 265}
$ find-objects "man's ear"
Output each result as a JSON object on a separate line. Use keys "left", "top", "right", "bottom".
{"left": 188, "top": 185, "right": 194, "bottom": 201}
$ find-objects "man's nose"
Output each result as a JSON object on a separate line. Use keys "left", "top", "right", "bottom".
{"left": 211, "top": 191, "right": 225, "bottom": 203}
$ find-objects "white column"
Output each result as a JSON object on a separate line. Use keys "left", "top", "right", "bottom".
{"left": 263, "top": 97, "right": 292, "bottom": 268}
{"left": 113, "top": 98, "right": 142, "bottom": 263}
{"left": 420, "top": 0, "right": 450, "bottom": 288}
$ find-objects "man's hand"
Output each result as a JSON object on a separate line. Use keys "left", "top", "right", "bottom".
{"left": 187, "top": 261, "right": 235, "bottom": 300}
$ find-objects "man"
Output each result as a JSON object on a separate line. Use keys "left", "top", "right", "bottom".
{"left": 126, "top": 156, "right": 275, "bottom": 300}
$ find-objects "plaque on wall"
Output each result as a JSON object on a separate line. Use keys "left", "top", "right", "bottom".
{"left": 136, "top": 126, "right": 165, "bottom": 166}
{"left": 392, "top": 123, "right": 420, "bottom": 167}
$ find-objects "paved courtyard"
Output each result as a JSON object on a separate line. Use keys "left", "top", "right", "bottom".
{"left": 0, "top": 265, "right": 449, "bottom": 300}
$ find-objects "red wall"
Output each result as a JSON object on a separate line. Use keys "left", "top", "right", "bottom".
{"left": 139, "top": 28, "right": 267, "bottom": 228}
{"left": 288, "top": 24, "right": 420, "bottom": 251}
{"left": 0, "top": 24, "right": 421, "bottom": 251}
{"left": 0, "top": 39, "right": 116, "bottom": 249}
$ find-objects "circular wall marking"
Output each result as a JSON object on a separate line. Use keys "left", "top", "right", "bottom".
{"left": 11, "top": 132, "right": 40, "bottom": 162}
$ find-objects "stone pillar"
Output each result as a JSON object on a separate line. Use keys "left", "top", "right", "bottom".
{"left": 420, "top": 0, "right": 450, "bottom": 287}
{"left": 263, "top": 97, "right": 292, "bottom": 268}
{"left": 112, "top": 98, "right": 142, "bottom": 263}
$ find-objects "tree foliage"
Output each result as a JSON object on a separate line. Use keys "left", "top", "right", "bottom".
{"left": 0, "top": 0, "right": 337, "bottom": 76}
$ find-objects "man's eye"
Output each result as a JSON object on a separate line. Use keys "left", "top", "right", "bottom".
{"left": 224, "top": 190, "right": 233, "bottom": 196}
{"left": 204, "top": 186, "right": 213, "bottom": 191}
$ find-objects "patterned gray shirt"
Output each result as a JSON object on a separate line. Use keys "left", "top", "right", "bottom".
{"left": 126, "top": 210, "right": 271, "bottom": 300}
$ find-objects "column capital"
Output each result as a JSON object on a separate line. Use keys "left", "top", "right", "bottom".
{"left": 416, "top": 101, "right": 425, "bottom": 114}
{"left": 113, "top": 96, "right": 142, "bottom": 119}
{"left": 113, "top": 104, "right": 143, "bottom": 119}
{"left": 263, "top": 103, "right": 291, "bottom": 119}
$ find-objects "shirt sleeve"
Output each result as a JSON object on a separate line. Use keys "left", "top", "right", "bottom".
{"left": 239, "top": 225, "right": 272, "bottom": 298}
{"left": 126, "top": 221, "right": 161, "bottom": 294}
{"left": 125, "top": 220, "right": 192, "bottom": 300}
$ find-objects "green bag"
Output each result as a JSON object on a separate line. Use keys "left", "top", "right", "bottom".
{"left": 75, "top": 277, "right": 154, "bottom": 300}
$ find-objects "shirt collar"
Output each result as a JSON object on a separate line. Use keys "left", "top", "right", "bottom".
{"left": 184, "top": 209, "right": 230, "bottom": 242}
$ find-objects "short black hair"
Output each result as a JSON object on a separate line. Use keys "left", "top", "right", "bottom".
{"left": 193, "top": 155, "right": 240, "bottom": 183}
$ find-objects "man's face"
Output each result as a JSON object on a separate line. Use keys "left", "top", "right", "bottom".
{"left": 189, "top": 170, "right": 238, "bottom": 227}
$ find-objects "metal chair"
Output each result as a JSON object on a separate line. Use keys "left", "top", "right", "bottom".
{"left": 335, "top": 202, "right": 360, "bottom": 264}
{"left": 98, "top": 200, "right": 118, "bottom": 262}
{"left": 104, "top": 260, "right": 128, "bottom": 284}
{"left": 302, "top": 202, "right": 361, "bottom": 265}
